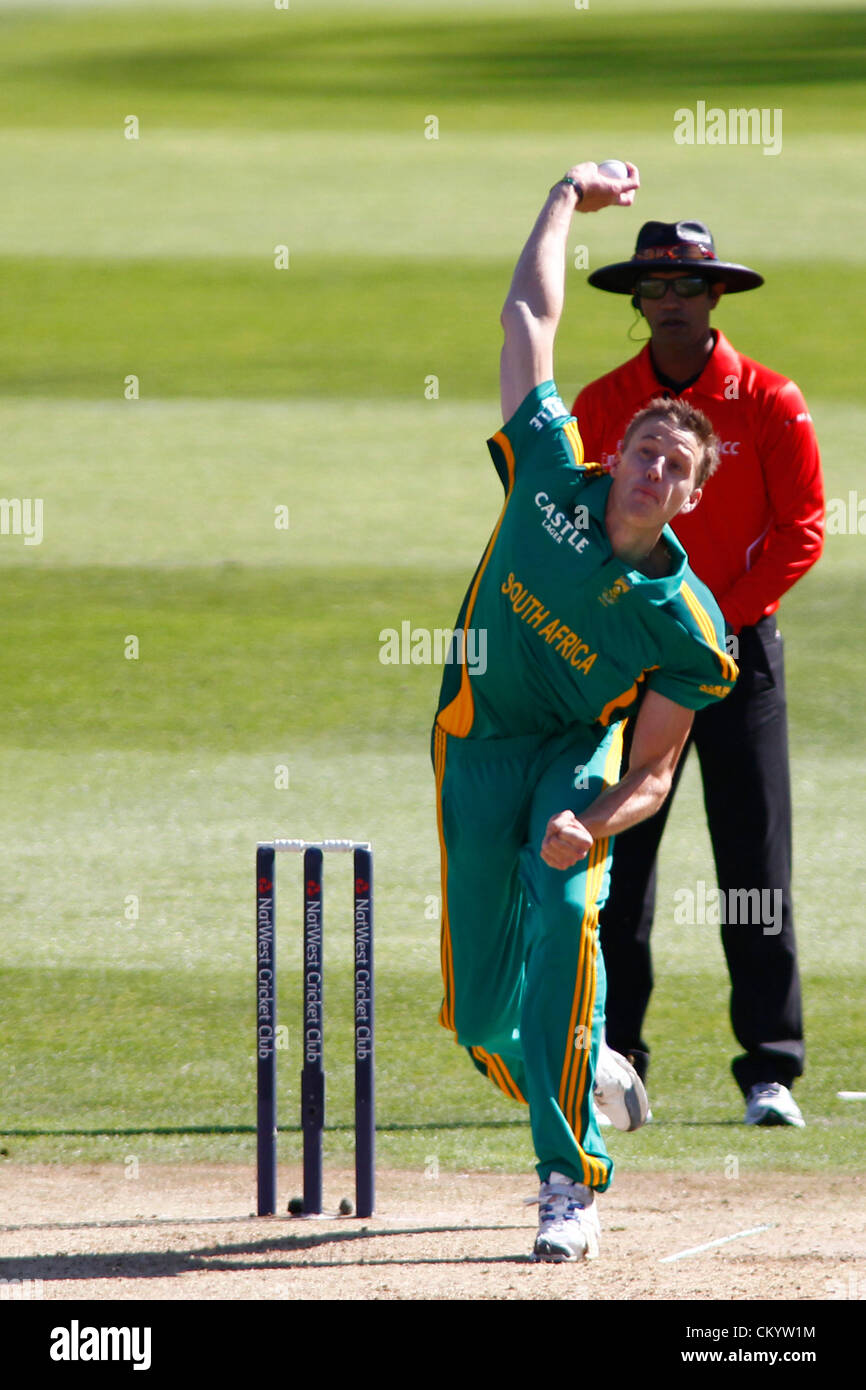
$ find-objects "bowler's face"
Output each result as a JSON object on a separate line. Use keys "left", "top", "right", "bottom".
{"left": 609, "top": 419, "right": 702, "bottom": 528}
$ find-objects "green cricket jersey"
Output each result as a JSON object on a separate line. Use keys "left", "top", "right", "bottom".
{"left": 435, "top": 381, "right": 737, "bottom": 739}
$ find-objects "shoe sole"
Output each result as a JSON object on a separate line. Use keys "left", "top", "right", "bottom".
{"left": 532, "top": 1240, "right": 598, "bottom": 1263}
{"left": 622, "top": 1072, "right": 648, "bottom": 1130}
{"left": 746, "top": 1110, "right": 806, "bottom": 1128}
{"left": 594, "top": 1052, "right": 650, "bottom": 1132}
{"left": 533, "top": 1225, "right": 600, "bottom": 1263}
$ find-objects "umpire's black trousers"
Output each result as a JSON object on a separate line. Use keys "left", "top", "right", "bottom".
{"left": 599, "top": 615, "right": 805, "bottom": 1096}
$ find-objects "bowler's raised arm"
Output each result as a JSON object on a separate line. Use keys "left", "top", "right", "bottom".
{"left": 499, "top": 160, "right": 639, "bottom": 422}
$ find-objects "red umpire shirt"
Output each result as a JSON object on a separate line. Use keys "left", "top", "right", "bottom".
{"left": 572, "top": 331, "right": 824, "bottom": 632}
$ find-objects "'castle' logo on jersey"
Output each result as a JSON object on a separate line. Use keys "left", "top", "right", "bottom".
{"left": 598, "top": 576, "right": 631, "bottom": 607}
{"left": 534, "top": 492, "right": 591, "bottom": 552}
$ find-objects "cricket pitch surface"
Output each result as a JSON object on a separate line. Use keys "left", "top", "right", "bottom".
{"left": 0, "top": 1165, "right": 862, "bottom": 1301}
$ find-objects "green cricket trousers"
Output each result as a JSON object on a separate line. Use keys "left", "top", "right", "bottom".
{"left": 433, "top": 718, "right": 624, "bottom": 1190}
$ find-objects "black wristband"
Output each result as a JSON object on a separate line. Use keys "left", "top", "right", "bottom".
{"left": 553, "top": 175, "right": 584, "bottom": 204}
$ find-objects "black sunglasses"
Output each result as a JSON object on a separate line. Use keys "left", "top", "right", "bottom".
{"left": 634, "top": 275, "right": 710, "bottom": 300}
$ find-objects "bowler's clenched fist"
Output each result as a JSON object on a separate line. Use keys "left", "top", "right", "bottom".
{"left": 541, "top": 810, "right": 594, "bottom": 868}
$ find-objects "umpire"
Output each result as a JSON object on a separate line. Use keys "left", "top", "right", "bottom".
{"left": 572, "top": 219, "right": 824, "bottom": 1126}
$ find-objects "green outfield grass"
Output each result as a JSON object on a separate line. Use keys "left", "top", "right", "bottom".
{"left": 0, "top": 1, "right": 864, "bottom": 1182}
{"left": 0, "top": 257, "right": 860, "bottom": 403}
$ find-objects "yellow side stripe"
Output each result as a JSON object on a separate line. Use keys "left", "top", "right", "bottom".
{"left": 559, "top": 835, "right": 604, "bottom": 1125}
{"left": 437, "top": 431, "right": 516, "bottom": 738}
{"left": 574, "top": 901, "right": 606, "bottom": 1188}
{"left": 681, "top": 581, "right": 738, "bottom": 683}
{"left": 563, "top": 417, "right": 585, "bottom": 467}
{"left": 559, "top": 726, "right": 622, "bottom": 1182}
{"left": 472, "top": 1047, "right": 527, "bottom": 1105}
{"left": 558, "top": 854, "right": 594, "bottom": 1116}
{"left": 564, "top": 840, "right": 606, "bottom": 1136}
{"left": 434, "top": 726, "right": 455, "bottom": 1032}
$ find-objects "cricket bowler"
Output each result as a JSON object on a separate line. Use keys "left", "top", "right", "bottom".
{"left": 431, "top": 159, "right": 738, "bottom": 1262}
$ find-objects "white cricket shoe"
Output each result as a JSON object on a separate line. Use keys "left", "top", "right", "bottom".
{"left": 532, "top": 1172, "right": 601, "bottom": 1263}
{"left": 593, "top": 1042, "right": 650, "bottom": 1131}
{"left": 744, "top": 1082, "right": 805, "bottom": 1128}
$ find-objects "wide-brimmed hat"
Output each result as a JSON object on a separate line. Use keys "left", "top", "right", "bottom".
{"left": 588, "top": 220, "right": 763, "bottom": 294}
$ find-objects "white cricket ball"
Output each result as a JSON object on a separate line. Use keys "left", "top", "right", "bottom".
{"left": 598, "top": 159, "right": 629, "bottom": 180}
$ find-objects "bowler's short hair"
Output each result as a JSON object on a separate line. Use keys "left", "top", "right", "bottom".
{"left": 622, "top": 397, "right": 720, "bottom": 488}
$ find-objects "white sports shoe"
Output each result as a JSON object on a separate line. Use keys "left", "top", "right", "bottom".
{"left": 593, "top": 1042, "right": 650, "bottom": 1131}
{"left": 532, "top": 1171, "right": 601, "bottom": 1263}
{"left": 744, "top": 1082, "right": 805, "bottom": 1128}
